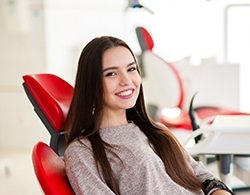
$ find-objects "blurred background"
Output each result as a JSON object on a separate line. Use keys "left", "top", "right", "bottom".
{"left": 0, "top": 0, "right": 250, "bottom": 194}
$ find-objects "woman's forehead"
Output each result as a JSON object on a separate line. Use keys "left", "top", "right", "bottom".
{"left": 102, "top": 46, "right": 135, "bottom": 68}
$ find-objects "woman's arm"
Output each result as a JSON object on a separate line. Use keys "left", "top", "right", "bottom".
{"left": 185, "top": 153, "right": 235, "bottom": 195}
{"left": 64, "top": 140, "right": 115, "bottom": 195}
{"left": 212, "top": 189, "right": 232, "bottom": 195}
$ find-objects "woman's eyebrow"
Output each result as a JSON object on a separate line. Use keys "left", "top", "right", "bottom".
{"left": 102, "top": 61, "right": 136, "bottom": 72}
{"left": 102, "top": 66, "right": 118, "bottom": 73}
{"left": 127, "top": 61, "right": 136, "bottom": 67}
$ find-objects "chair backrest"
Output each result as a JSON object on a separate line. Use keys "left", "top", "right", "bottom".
{"left": 32, "top": 141, "right": 74, "bottom": 195}
{"left": 135, "top": 26, "right": 184, "bottom": 110}
{"left": 141, "top": 51, "right": 184, "bottom": 110}
{"left": 22, "top": 73, "right": 74, "bottom": 157}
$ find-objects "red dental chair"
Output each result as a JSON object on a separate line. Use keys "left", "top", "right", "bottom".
{"left": 22, "top": 74, "right": 74, "bottom": 157}
{"left": 32, "top": 141, "right": 74, "bottom": 195}
{"left": 135, "top": 26, "right": 250, "bottom": 130}
{"left": 22, "top": 73, "right": 74, "bottom": 194}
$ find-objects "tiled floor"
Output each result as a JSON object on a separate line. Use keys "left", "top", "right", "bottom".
{"left": 0, "top": 148, "right": 249, "bottom": 195}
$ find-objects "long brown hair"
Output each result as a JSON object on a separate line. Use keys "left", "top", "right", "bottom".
{"left": 65, "top": 36, "right": 203, "bottom": 194}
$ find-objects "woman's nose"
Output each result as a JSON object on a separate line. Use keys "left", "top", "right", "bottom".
{"left": 120, "top": 73, "right": 132, "bottom": 86}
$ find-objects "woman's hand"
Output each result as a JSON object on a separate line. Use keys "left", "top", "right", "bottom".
{"left": 212, "top": 189, "right": 233, "bottom": 195}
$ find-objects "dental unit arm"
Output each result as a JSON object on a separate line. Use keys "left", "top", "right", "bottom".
{"left": 185, "top": 114, "right": 250, "bottom": 187}
{"left": 184, "top": 116, "right": 250, "bottom": 155}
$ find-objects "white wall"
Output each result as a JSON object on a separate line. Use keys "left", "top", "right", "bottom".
{"left": 0, "top": 0, "right": 48, "bottom": 150}
{"left": 226, "top": 5, "right": 250, "bottom": 112}
{"left": 44, "top": 0, "right": 129, "bottom": 84}
{"left": 1, "top": 0, "right": 250, "bottom": 150}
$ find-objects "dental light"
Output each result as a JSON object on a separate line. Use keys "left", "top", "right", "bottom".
{"left": 125, "top": 0, "right": 154, "bottom": 14}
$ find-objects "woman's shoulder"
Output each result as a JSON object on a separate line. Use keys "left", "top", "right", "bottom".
{"left": 64, "top": 138, "right": 97, "bottom": 176}
{"left": 64, "top": 137, "right": 92, "bottom": 157}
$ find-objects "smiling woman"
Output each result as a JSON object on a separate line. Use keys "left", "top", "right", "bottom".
{"left": 63, "top": 36, "right": 234, "bottom": 195}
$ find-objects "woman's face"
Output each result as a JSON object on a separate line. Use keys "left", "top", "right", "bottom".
{"left": 102, "top": 46, "right": 141, "bottom": 115}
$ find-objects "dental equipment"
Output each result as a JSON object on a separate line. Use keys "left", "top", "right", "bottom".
{"left": 184, "top": 114, "right": 250, "bottom": 187}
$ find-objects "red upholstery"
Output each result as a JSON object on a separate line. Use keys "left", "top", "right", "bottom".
{"left": 160, "top": 107, "right": 250, "bottom": 130}
{"left": 23, "top": 74, "right": 74, "bottom": 131}
{"left": 135, "top": 26, "right": 154, "bottom": 51}
{"left": 32, "top": 142, "right": 74, "bottom": 195}
{"left": 195, "top": 107, "right": 250, "bottom": 119}
{"left": 139, "top": 27, "right": 154, "bottom": 50}
{"left": 159, "top": 111, "right": 191, "bottom": 130}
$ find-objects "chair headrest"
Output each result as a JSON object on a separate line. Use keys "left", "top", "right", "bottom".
{"left": 135, "top": 26, "right": 154, "bottom": 52}
{"left": 23, "top": 74, "right": 74, "bottom": 131}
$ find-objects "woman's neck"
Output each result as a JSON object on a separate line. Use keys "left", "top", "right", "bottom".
{"left": 100, "top": 109, "right": 128, "bottom": 129}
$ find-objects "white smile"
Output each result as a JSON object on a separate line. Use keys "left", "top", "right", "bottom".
{"left": 117, "top": 90, "right": 133, "bottom": 97}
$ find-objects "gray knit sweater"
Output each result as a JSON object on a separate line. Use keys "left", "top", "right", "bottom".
{"left": 64, "top": 123, "right": 218, "bottom": 195}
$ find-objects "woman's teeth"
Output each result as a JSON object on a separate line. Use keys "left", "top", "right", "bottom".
{"left": 118, "top": 90, "right": 132, "bottom": 96}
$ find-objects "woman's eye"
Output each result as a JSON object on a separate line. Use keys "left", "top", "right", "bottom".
{"left": 105, "top": 72, "right": 116, "bottom": 77}
{"left": 128, "top": 67, "right": 137, "bottom": 72}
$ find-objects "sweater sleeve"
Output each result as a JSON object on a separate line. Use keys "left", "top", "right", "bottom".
{"left": 186, "top": 153, "right": 215, "bottom": 182}
{"left": 186, "top": 153, "right": 235, "bottom": 195}
{"left": 64, "top": 140, "right": 115, "bottom": 195}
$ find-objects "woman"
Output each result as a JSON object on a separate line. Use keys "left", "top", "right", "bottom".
{"left": 64, "top": 36, "right": 234, "bottom": 195}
